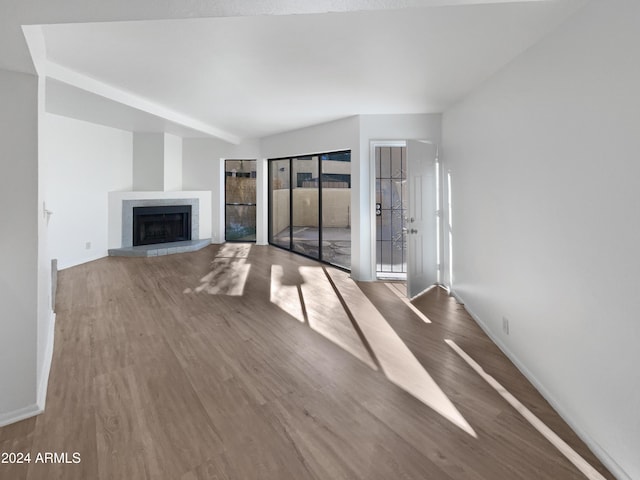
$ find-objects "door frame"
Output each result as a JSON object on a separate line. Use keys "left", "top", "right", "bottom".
{"left": 370, "top": 140, "right": 443, "bottom": 296}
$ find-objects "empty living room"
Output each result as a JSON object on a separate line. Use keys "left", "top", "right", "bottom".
{"left": 0, "top": 1, "right": 638, "bottom": 479}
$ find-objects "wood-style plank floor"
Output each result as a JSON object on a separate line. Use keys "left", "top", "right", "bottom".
{"left": 0, "top": 244, "right": 613, "bottom": 480}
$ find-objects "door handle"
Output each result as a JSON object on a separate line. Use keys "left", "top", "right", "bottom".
{"left": 410, "top": 229, "right": 418, "bottom": 234}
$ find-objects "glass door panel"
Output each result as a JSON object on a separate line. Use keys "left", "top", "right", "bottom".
{"left": 269, "top": 159, "right": 291, "bottom": 249}
{"left": 225, "top": 159, "right": 256, "bottom": 241}
{"left": 321, "top": 151, "right": 351, "bottom": 269}
{"left": 376, "top": 146, "right": 407, "bottom": 277}
{"left": 291, "top": 156, "right": 319, "bottom": 259}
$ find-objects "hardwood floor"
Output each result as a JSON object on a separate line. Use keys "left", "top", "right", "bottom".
{"left": 0, "top": 244, "right": 613, "bottom": 480}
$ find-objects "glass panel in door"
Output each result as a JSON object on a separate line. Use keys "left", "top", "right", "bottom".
{"left": 321, "top": 151, "right": 351, "bottom": 269}
{"left": 376, "top": 146, "right": 407, "bottom": 277}
{"left": 225, "top": 159, "right": 257, "bottom": 241}
{"left": 269, "top": 159, "right": 291, "bottom": 249}
{"left": 291, "top": 156, "right": 319, "bottom": 259}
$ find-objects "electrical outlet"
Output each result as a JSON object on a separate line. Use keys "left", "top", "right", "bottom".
{"left": 502, "top": 316, "right": 510, "bottom": 335}
{"left": 85, "top": 242, "right": 91, "bottom": 250}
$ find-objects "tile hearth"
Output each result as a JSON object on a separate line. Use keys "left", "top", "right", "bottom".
{"left": 108, "top": 239, "right": 211, "bottom": 257}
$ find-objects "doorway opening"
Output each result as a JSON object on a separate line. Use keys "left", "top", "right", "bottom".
{"left": 225, "top": 159, "right": 257, "bottom": 242}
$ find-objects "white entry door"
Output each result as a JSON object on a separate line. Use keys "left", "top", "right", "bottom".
{"left": 406, "top": 140, "right": 438, "bottom": 298}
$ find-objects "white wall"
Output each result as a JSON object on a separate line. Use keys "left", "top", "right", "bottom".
{"left": 36, "top": 76, "right": 54, "bottom": 413}
{"left": 46, "top": 113, "right": 133, "bottom": 269}
{"left": 163, "top": 133, "right": 183, "bottom": 191}
{"left": 183, "top": 137, "right": 260, "bottom": 244}
{"left": 0, "top": 69, "right": 39, "bottom": 425}
{"left": 359, "top": 113, "right": 441, "bottom": 142}
{"left": 441, "top": 1, "right": 639, "bottom": 478}
{"left": 133, "top": 132, "right": 183, "bottom": 191}
{"left": 132, "top": 132, "right": 164, "bottom": 191}
{"left": 260, "top": 117, "right": 359, "bottom": 160}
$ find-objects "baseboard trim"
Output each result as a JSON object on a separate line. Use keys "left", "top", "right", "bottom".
{"left": 451, "top": 289, "right": 630, "bottom": 480}
{"left": 0, "top": 403, "right": 43, "bottom": 428}
{"left": 58, "top": 253, "right": 108, "bottom": 270}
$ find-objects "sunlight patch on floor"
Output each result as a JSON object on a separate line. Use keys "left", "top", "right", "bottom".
{"left": 445, "top": 339, "right": 605, "bottom": 479}
{"left": 270, "top": 265, "right": 378, "bottom": 370}
{"left": 328, "top": 269, "right": 476, "bottom": 437}
{"left": 269, "top": 262, "right": 475, "bottom": 437}
{"left": 384, "top": 282, "right": 432, "bottom": 324}
{"left": 184, "top": 244, "right": 251, "bottom": 296}
{"left": 270, "top": 264, "right": 305, "bottom": 323}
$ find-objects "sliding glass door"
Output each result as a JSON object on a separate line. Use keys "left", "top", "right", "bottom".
{"left": 268, "top": 151, "right": 351, "bottom": 270}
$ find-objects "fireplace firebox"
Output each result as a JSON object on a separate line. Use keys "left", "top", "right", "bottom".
{"left": 133, "top": 205, "right": 192, "bottom": 246}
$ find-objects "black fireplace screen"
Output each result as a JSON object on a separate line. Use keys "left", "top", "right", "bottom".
{"left": 133, "top": 205, "right": 192, "bottom": 246}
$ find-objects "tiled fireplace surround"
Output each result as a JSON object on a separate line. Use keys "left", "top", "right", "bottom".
{"left": 121, "top": 198, "right": 199, "bottom": 247}
{"left": 108, "top": 192, "right": 212, "bottom": 257}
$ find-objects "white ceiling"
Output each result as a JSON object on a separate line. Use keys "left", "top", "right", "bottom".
{"left": 21, "top": 0, "right": 588, "bottom": 140}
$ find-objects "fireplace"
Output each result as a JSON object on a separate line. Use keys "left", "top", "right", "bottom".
{"left": 133, "top": 205, "right": 192, "bottom": 246}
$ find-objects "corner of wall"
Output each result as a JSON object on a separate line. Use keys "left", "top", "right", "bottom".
{"left": 0, "top": 69, "right": 41, "bottom": 428}
{"left": 0, "top": 403, "right": 43, "bottom": 429}
{"left": 36, "top": 311, "right": 56, "bottom": 413}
